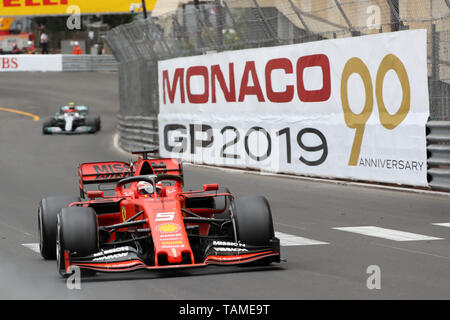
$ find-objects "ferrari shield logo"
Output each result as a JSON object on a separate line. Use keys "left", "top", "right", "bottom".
{"left": 121, "top": 207, "right": 126, "bottom": 222}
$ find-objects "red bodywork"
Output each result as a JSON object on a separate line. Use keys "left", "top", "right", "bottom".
{"left": 61, "top": 154, "right": 280, "bottom": 274}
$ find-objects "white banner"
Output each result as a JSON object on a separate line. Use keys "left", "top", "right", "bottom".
{"left": 0, "top": 55, "right": 62, "bottom": 72}
{"left": 158, "top": 30, "right": 430, "bottom": 187}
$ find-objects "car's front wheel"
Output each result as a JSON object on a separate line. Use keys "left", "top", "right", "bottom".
{"left": 38, "top": 196, "right": 80, "bottom": 260}
{"left": 231, "top": 196, "right": 275, "bottom": 247}
{"left": 56, "top": 207, "right": 99, "bottom": 277}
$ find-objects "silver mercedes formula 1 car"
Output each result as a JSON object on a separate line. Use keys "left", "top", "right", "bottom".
{"left": 43, "top": 103, "right": 101, "bottom": 135}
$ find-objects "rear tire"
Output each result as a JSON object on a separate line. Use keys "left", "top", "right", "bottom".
{"left": 38, "top": 196, "right": 80, "bottom": 260}
{"left": 56, "top": 207, "right": 99, "bottom": 277}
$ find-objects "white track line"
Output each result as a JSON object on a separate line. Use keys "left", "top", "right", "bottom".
{"left": 432, "top": 223, "right": 450, "bottom": 228}
{"left": 275, "top": 232, "right": 329, "bottom": 246}
{"left": 332, "top": 226, "right": 443, "bottom": 241}
{"left": 22, "top": 243, "right": 40, "bottom": 254}
{"left": 22, "top": 231, "right": 328, "bottom": 255}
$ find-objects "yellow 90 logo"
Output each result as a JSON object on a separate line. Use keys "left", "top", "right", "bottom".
{"left": 341, "top": 54, "right": 410, "bottom": 166}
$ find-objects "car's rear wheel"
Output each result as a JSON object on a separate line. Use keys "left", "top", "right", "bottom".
{"left": 57, "top": 207, "right": 99, "bottom": 277}
{"left": 38, "top": 196, "right": 80, "bottom": 260}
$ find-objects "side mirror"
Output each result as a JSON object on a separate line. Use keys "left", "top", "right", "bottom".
{"left": 86, "top": 190, "right": 104, "bottom": 199}
{"left": 203, "top": 184, "right": 219, "bottom": 192}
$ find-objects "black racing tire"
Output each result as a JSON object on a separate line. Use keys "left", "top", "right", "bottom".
{"left": 86, "top": 115, "right": 101, "bottom": 133}
{"left": 232, "top": 196, "right": 275, "bottom": 247}
{"left": 94, "top": 116, "right": 101, "bottom": 132}
{"left": 57, "top": 207, "right": 99, "bottom": 277}
{"left": 58, "top": 207, "right": 99, "bottom": 256}
{"left": 38, "top": 196, "right": 80, "bottom": 260}
{"left": 42, "top": 118, "right": 56, "bottom": 135}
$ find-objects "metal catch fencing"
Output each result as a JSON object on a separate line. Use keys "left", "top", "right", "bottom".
{"left": 104, "top": 0, "right": 450, "bottom": 191}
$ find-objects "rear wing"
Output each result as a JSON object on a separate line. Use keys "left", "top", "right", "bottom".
{"left": 78, "top": 158, "right": 183, "bottom": 198}
{"left": 78, "top": 161, "right": 132, "bottom": 196}
{"left": 138, "top": 158, "right": 183, "bottom": 177}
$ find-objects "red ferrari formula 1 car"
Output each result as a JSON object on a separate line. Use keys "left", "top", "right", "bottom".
{"left": 38, "top": 150, "right": 281, "bottom": 277}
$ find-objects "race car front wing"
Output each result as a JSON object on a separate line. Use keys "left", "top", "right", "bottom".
{"left": 62, "top": 240, "right": 281, "bottom": 275}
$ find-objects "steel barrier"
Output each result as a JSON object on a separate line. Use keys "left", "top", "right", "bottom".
{"left": 62, "top": 55, "right": 118, "bottom": 72}
{"left": 117, "top": 114, "right": 159, "bottom": 151}
{"left": 427, "top": 121, "right": 450, "bottom": 191}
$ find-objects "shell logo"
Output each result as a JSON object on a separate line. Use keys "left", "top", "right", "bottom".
{"left": 156, "top": 223, "right": 181, "bottom": 233}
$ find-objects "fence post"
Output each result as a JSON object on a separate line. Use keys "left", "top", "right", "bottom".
{"left": 430, "top": 23, "right": 440, "bottom": 120}
{"left": 215, "top": 0, "right": 224, "bottom": 51}
{"left": 194, "top": 0, "right": 204, "bottom": 50}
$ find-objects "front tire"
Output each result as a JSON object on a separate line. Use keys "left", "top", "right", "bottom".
{"left": 42, "top": 118, "right": 56, "bottom": 134}
{"left": 232, "top": 196, "right": 275, "bottom": 246}
{"left": 38, "top": 196, "right": 80, "bottom": 260}
{"left": 86, "top": 115, "right": 101, "bottom": 133}
{"left": 57, "top": 207, "right": 99, "bottom": 277}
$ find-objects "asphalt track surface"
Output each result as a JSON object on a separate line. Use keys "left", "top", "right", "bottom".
{"left": 0, "top": 72, "right": 449, "bottom": 300}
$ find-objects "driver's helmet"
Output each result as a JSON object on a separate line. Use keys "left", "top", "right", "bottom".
{"left": 137, "top": 181, "right": 154, "bottom": 195}
{"left": 60, "top": 104, "right": 75, "bottom": 113}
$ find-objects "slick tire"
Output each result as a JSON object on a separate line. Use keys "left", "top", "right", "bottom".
{"left": 86, "top": 116, "right": 101, "bottom": 133}
{"left": 232, "top": 196, "right": 275, "bottom": 247}
{"left": 94, "top": 116, "right": 101, "bottom": 132}
{"left": 42, "top": 118, "right": 56, "bottom": 134}
{"left": 57, "top": 207, "right": 99, "bottom": 277}
{"left": 38, "top": 196, "right": 80, "bottom": 260}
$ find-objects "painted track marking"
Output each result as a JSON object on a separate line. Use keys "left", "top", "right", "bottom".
{"left": 332, "top": 226, "right": 443, "bottom": 241}
{"left": 275, "top": 232, "right": 329, "bottom": 246}
{"left": 0, "top": 107, "right": 40, "bottom": 121}
{"left": 22, "top": 231, "right": 329, "bottom": 255}
{"left": 22, "top": 243, "right": 40, "bottom": 254}
{"left": 432, "top": 223, "right": 450, "bottom": 228}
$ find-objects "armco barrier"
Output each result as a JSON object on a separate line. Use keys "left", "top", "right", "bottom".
{"left": 62, "top": 55, "right": 118, "bottom": 72}
{"left": 117, "top": 114, "right": 159, "bottom": 151}
{"left": 427, "top": 121, "right": 450, "bottom": 191}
